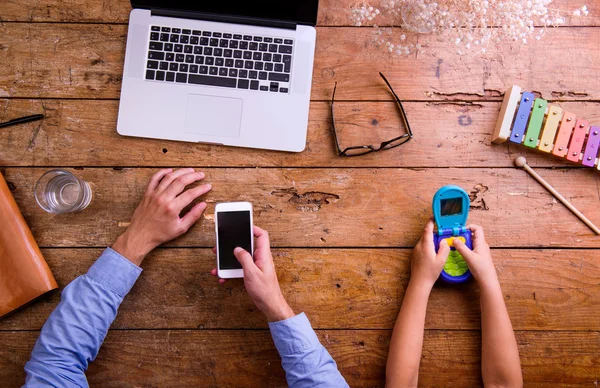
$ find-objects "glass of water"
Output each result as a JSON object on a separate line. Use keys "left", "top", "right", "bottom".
{"left": 35, "top": 169, "right": 92, "bottom": 214}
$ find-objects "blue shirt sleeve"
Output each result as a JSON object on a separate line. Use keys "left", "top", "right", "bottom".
{"left": 23, "top": 248, "right": 142, "bottom": 388}
{"left": 268, "top": 313, "right": 349, "bottom": 388}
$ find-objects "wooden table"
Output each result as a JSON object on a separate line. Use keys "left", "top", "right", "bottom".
{"left": 1, "top": 1, "right": 600, "bottom": 386}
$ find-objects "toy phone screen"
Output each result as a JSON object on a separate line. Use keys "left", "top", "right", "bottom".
{"left": 217, "top": 211, "right": 252, "bottom": 270}
{"left": 441, "top": 198, "right": 462, "bottom": 216}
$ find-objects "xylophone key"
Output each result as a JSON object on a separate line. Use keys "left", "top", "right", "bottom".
{"left": 538, "top": 105, "right": 563, "bottom": 153}
{"left": 566, "top": 119, "right": 588, "bottom": 163}
{"left": 552, "top": 112, "right": 576, "bottom": 157}
{"left": 524, "top": 98, "right": 547, "bottom": 148}
{"left": 582, "top": 126, "right": 600, "bottom": 167}
{"left": 492, "top": 85, "right": 522, "bottom": 144}
{"left": 510, "top": 92, "right": 535, "bottom": 144}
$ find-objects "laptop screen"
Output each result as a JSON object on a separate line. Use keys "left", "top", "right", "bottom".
{"left": 132, "top": 1, "right": 319, "bottom": 26}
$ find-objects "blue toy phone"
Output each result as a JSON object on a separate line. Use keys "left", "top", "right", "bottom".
{"left": 432, "top": 185, "right": 472, "bottom": 283}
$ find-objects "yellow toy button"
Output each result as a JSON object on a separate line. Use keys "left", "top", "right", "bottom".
{"left": 443, "top": 236, "right": 466, "bottom": 247}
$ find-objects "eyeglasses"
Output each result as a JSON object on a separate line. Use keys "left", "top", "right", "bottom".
{"left": 330, "top": 72, "right": 413, "bottom": 157}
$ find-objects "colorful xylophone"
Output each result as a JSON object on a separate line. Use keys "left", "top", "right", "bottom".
{"left": 492, "top": 86, "right": 600, "bottom": 169}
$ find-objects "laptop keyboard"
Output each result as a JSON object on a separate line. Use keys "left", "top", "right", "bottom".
{"left": 146, "top": 26, "right": 293, "bottom": 94}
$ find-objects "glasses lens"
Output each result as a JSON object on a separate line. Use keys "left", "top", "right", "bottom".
{"left": 381, "top": 135, "right": 411, "bottom": 150}
{"left": 343, "top": 147, "right": 374, "bottom": 156}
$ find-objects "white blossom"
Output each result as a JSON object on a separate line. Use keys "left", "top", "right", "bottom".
{"left": 350, "top": 0, "right": 589, "bottom": 56}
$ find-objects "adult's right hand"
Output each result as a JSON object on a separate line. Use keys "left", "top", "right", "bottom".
{"left": 211, "top": 226, "right": 295, "bottom": 322}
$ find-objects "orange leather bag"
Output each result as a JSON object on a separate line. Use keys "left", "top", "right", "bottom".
{"left": 0, "top": 171, "right": 58, "bottom": 319}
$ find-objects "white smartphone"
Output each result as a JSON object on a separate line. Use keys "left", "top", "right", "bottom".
{"left": 215, "top": 202, "right": 253, "bottom": 279}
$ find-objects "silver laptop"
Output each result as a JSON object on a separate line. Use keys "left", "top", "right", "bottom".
{"left": 117, "top": 1, "right": 319, "bottom": 152}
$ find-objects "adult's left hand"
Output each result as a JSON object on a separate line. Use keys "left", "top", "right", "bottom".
{"left": 112, "top": 168, "right": 211, "bottom": 265}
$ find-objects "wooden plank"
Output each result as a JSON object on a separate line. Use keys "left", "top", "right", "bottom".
{"left": 0, "top": 0, "right": 132, "bottom": 23}
{"left": 2, "top": 167, "right": 600, "bottom": 248}
{"left": 3, "top": 99, "right": 600, "bottom": 168}
{"left": 320, "top": 0, "right": 599, "bottom": 27}
{"left": 0, "top": 248, "right": 598, "bottom": 331}
{"left": 1, "top": 330, "right": 598, "bottom": 387}
{"left": 1, "top": 0, "right": 597, "bottom": 26}
{"left": 0, "top": 24, "right": 598, "bottom": 101}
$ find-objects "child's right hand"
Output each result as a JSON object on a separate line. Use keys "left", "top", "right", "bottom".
{"left": 453, "top": 224, "right": 498, "bottom": 286}
{"left": 410, "top": 219, "right": 451, "bottom": 289}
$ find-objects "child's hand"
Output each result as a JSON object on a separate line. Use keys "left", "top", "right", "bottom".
{"left": 410, "top": 219, "right": 451, "bottom": 289}
{"left": 453, "top": 224, "right": 497, "bottom": 286}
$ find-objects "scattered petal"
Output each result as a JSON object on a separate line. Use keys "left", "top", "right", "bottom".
{"left": 350, "top": 0, "right": 580, "bottom": 56}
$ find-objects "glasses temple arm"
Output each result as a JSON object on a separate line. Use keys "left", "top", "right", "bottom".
{"left": 378, "top": 72, "right": 413, "bottom": 137}
{"left": 330, "top": 82, "right": 345, "bottom": 155}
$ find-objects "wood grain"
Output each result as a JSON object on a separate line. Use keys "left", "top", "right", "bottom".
{"left": 3, "top": 99, "right": 600, "bottom": 168}
{"left": 0, "top": 24, "right": 598, "bottom": 101}
{"left": 1, "top": 0, "right": 597, "bottom": 26}
{"left": 0, "top": 248, "right": 598, "bottom": 331}
{"left": 1, "top": 1, "right": 599, "bottom": 386}
{"left": 1, "top": 329, "right": 598, "bottom": 387}
{"left": 2, "top": 167, "right": 599, "bottom": 248}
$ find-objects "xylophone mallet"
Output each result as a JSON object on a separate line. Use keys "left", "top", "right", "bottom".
{"left": 514, "top": 156, "right": 600, "bottom": 235}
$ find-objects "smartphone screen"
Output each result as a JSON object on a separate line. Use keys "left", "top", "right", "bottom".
{"left": 217, "top": 211, "right": 252, "bottom": 270}
{"left": 441, "top": 198, "right": 462, "bottom": 216}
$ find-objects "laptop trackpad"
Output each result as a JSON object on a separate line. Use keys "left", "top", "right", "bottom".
{"left": 184, "top": 94, "right": 243, "bottom": 138}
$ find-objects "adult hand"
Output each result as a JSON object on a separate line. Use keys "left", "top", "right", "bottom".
{"left": 454, "top": 224, "right": 497, "bottom": 286}
{"left": 410, "top": 219, "right": 451, "bottom": 289}
{"left": 210, "top": 226, "right": 295, "bottom": 322}
{"left": 112, "top": 168, "right": 211, "bottom": 266}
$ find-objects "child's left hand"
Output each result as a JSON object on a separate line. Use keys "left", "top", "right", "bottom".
{"left": 410, "top": 219, "right": 451, "bottom": 289}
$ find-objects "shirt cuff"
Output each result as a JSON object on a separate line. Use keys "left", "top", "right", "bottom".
{"left": 86, "top": 247, "right": 143, "bottom": 298}
{"left": 268, "top": 313, "right": 321, "bottom": 356}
